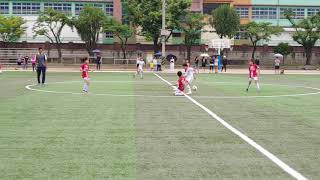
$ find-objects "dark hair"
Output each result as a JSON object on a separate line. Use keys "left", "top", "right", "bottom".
{"left": 182, "top": 63, "right": 188, "bottom": 67}
{"left": 38, "top": 47, "right": 43, "bottom": 50}
{"left": 82, "top": 57, "right": 89, "bottom": 63}
{"left": 177, "top": 71, "right": 182, "bottom": 77}
{"left": 250, "top": 59, "right": 255, "bottom": 64}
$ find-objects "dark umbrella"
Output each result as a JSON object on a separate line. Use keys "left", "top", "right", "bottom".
{"left": 166, "top": 54, "right": 177, "bottom": 62}
{"left": 154, "top": 52, "right": 162, "bottom": 56}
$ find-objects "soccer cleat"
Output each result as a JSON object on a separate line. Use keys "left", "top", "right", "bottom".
{"left": 186, "top": 91, "right": 192, "bottom": 95}
{"left": 246, "top": 88, "right": 249, "bottom": 92}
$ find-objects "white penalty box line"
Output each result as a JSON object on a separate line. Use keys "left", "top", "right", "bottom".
{"left": 153, "top": 73, "right": 308, "bottom": 180}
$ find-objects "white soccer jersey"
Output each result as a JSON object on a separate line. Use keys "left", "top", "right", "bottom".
{"left": 137, "top": 60, "right": 145, "bottom": 70}
{"left": 184, "top": 67, "right": 194, "bottom": 82}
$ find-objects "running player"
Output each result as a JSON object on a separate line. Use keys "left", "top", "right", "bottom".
{"left": 134, "top": 58, "right": 145, "bottom": 79}
{"left": 246, "top": 59, "right": 260, "bottom": 92}
{"left": 183, "top": 63, "right": 195, "bottom": 95}
{"left": 174, "top": 71, "right": 187, "bottom": 96}
{"left": 80, "top": 57, "right": 90, "bottom": 93}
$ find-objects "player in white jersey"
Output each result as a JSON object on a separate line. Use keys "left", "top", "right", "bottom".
{"left": 134, "top": 58, "right": 145, "bottom": 79}
{"left": 183, "top": 63, "right": 195, "bottom": 95}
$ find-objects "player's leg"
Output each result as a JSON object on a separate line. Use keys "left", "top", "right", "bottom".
{"left": 41, "top": 67, "right": 46, "bottom": 84}
{"left": 254, "top": 77, "right": 260, "bottom": 91}
{"left": 174, "top": 89, "right": 184, "bottom": 96}
{"left": 246, "top": 78, "right": 252, "bottom": 92}
{"left": 139, "top": 68, "right": 143, "bottom": 79}
{"left": 37, "top": 67, "right": 41, "bottom": 84}
{"left": 186, "top": 78, "right": 192, "bottom": 94}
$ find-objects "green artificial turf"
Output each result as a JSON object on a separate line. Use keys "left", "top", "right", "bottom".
{"left": 0, "top": 71, "right": 319, "bottom": 180}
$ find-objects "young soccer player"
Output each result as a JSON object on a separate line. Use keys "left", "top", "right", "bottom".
{"left": 246, "top": 59, "right": 260, "bottom": 92}
{"left": 183, "top": 63, "right": 195, "bottom": 95}
{"left": 174, "top": 71, "right": 187, "bottom": 96}
{"left": 134, "top": 58, "right": 145, "bottom": 79}
{"left": 80, "top": 57, "right": 90, "bottom": 93}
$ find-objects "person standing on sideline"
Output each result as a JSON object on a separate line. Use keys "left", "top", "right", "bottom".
{"left": 96, "top": 54, "right": 102, "bottom": 71}
{"left": 246, "top": 59, "right": 260, "bottom": 92}
{"left": 194, "top": 56, "right": 199, "bottom": 74}
{"left": 201, "top": 57, "right": 207, "bottom": 72}
{"left": 23, "top": 55, "right": 29, "bottom": 70}
{"left": 221, "top": 56, "right": 228, "bottom": 72}
{"left": 209, "top": 56, "right": 214, "bottom": 74}
{"left": 170, "top": 57, "right": 175, "bottom": 72}
{"left": 214, "top": 56, "right": 219, "bottom": 74}
{"left": 274, "top": 57, "right": 281, "bottom": 74}
{"left": 36, "top": 47, "right": 48, "bottom": 85}
{"left": 31, "top": 55, "right": 36, "bottom": 72}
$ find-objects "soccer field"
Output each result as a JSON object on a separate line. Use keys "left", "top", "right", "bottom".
{"left": 0, "top": 71, "right": 320, "bottom": 180}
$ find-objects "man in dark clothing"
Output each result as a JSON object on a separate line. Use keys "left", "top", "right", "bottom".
{"left": 36, "top": 47, "right": 47, "bottom": 85}
{"left": 221, "top": 56, "right": 228, "bottom": 72}
{"left": 96, "top": 54, "right": 102, "bottom": 71}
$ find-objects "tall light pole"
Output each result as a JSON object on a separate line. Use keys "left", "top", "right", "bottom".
{"left": 161, "top": 0, "right": 166, "bottom": 57}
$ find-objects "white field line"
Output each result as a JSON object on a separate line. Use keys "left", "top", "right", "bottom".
{"left": 153, "top": 73, "right": 308, "bottom": 180}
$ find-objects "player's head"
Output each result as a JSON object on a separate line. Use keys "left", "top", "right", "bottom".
{"left": 182, "top": 63, "right": 188, "bottom": 70}
{"left": 249, "top": 58, "right": 255, "bottom": 65}
{"left": 38, "top": 47, "right": 43, "bottom": 53}
{"left": 83, "top": 57, "right": 89, "bottom": 64}
{"left": 177, "top": 71, "right": 182, "bottom": 77}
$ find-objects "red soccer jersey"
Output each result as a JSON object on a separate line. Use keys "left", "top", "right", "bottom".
{"left": 249, "top": 64, "right": 258, "bottom": 78}
{"left": 81, "top": 63, "right": 89, "bottom": 78}
{"left": 177, "top": 76, "right": 186, "bottom": 92}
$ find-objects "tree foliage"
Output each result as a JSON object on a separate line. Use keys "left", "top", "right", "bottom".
{"left": 71, "top": 6, "right": 107, "bottom": 54}
{"left": 124, "top": 0, "right": 192, "bottom": 52}
{"left": 209, "top": 4, "right": 240, "bottom": 39}
{"left": 0, "top": 15, "right": 25, "bottom": 47}
{"left": 103, "top": 18, "right": 133, "bottom": 59}
{"left": 242, "top": 22, "right": 283, "bottom": 58}
{"left": 33, "top": 8, "right": 71, "bottom": 60}
{"left": 285, "top": 10, "right": 320, "bottom": 65}
{"left": 179, "top": 13, "right": 206, "bottom": 61}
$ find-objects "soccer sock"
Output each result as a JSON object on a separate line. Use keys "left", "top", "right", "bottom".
{"left": 247, "top": 81, "right": 252, "bottom": 89}
{"left": 256, "top": 82, "right": 260, "bottom": 90}
{"left": 187, "top": 85, "right": 191, "bottom": 93}
{"left": 83, "top": 84, "right": 87, "bottom": 91}
{"left": 140, "top": 72, "right": 143, "bottom": 78}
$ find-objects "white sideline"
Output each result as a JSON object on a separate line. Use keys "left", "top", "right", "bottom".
{"left": 153, "top": 73, "right": 308, "bottom": 180}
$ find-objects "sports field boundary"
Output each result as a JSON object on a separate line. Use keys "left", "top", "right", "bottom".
{"left": 154, "top": 73, "right": 308, "bottom": 180}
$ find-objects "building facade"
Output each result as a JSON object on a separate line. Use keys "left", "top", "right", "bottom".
{"left": 0, "top": 0, "right": 319, "bottom": 46}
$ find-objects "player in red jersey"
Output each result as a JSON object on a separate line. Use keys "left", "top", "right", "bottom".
{"left": 246, "top": 59, "right": 260, "bottom": 92}
{"left": 80, "top": 57, "right": 90, "bottom": 93}
{"left": 174, "top": 71, "right": 188, "bottom": 96}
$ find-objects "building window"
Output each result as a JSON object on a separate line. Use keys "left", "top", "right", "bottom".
{"left": 106, "top": 32, "right": 113, "bottom": 38}
{"left": 236, "top": 7, "right": 249, "bottom": 18}
{"left": 234, "top": 29, "right": 248, "bottom": 40}
{"left": 252, "top": 7, "right": 277, "bottom": 19}
{"left": 44, "top": 3, "right": 72, "bottom": 14}
{"left": 106, "top": 3, "right": 113, "bottom": 16}
{"left": 75, "top": 3, "right": 103, "bottom": 15}
{"left": 280, "top": 8, "right": 305, "bottom": 19}
{"left": 0, "top": 2, "right": 9, "bottom": 14}
{"left": 307, "top": 8, "right": 320, "bottom": 17}
{"left": 13, "top": 2, "right": 41, "bottom": 15}
{"left": 203, "top": 3, "right": 226, "bottom": 14}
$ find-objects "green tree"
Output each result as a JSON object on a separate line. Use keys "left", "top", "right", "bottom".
{"left": 124, "top": 0, "right": 191, "bottom": 52}
{"left": 180, "top": 13, "right": 206, "bottom": 61}
{"left": 285, "top": 10, "right": 320, "bottom": 65}
{"left": 242, "top": 22, "right": 283, "bottom": 58}
{"left": 71, "top": 6, "right": 107, "bottom": 54}
{"left": 273, "top": 43, "right": 293, "bottom": 65}
{"left": 209, "top": 4, "right": 240, "bottom": 39}
{"left": 33, "top": 8, "right": 71, "bottom": 61}
{"left": 103, "top": 18, "right": 133, "bottom": 59}
{"left": 0, "top": 15, "right": 25, "bottom": 48}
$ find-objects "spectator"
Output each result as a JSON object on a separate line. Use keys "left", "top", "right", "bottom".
{"left": 96, "top": 54, "right": 102, "bottom": 71}
{"left": 221, "top": 55, "right": 228, "bottom": 72}
{"left": 209, "top": 56, "right": 214, "bottom": 74}
{"left": 274, "top": 57, "right": 281, "bottom": 74}
{"left": 194, "top": 56, "right": 199, "bottom": 74}
{"left": 17, "top": 56, "right": 22, "bottom": 69}
{"left": 31, "top": 55, "right": 36, "bottom": 72}
{"left": 201, "top": 57, "right": 207, "bottom": 72}
{"left": 23, "top": 55, "right": 29, "bottom": 70}
{"left": 214, "top": 56, "right": 219, "bottom": 74}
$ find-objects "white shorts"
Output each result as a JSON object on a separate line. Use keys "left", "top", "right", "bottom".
{"left": 186, "top": 77, "right": 193, "bottom": 84}
{"left": 174, "top": 89, "right": 184, "bottom": 96}
{"left": 83, "top": 77, "right": 90, "bottom": 81}
{"left": 249, "top": 77, "right": 258, "bottom": 81}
